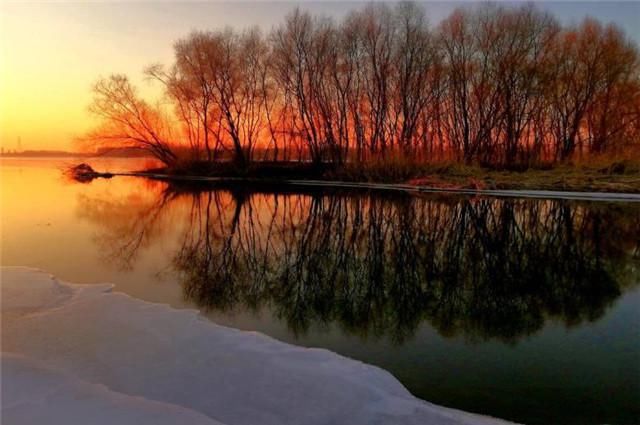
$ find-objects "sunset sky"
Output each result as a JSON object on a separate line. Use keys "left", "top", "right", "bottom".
{"left": 2, "top": 1, "right": 639, "bottom": 152}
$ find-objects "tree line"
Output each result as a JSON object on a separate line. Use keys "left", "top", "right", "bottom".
{"left": 86, "top": 2, "right": 640, "bottom": 168}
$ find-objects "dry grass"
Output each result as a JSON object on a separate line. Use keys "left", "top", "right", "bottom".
{"left": 152, "top": 157, "right": 640, "bottom": 193}
{"left": 331, "top": 158, "right": 640, "bottom": 193}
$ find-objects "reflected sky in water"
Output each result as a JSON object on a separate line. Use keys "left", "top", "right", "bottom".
{"left": 2, "top": 158, "right": 639, "bottom": 424}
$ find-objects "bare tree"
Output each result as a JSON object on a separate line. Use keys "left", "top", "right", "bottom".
{"left": 391, "top": 2, "right": 440, "bottom": 157}
{"left": 584, "top": 25, "right": 640, "bottom": 155}
{"left": 86, "top": 75, "right": 177, "bottom": 165}
{"left": 86, "top": 2, "right": 640, "bottom": 169}
{"left": 490, "top": 5, "right": 559, "bottom": 165}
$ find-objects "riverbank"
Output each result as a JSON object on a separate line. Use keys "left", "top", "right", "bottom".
{"left": 1, "top": 267, "right": 511, "bottom": 425}
{"left": 141, "top": 160, "right": 640, "bottom": 194}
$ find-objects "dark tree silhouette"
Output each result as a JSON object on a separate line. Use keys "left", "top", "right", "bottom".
{"left": 85, "top": 3, "right": 640, "bottom": 168}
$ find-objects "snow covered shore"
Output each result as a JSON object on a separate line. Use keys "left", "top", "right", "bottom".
{"left": 1, "top": 267, "right": 512, "bottom": 425}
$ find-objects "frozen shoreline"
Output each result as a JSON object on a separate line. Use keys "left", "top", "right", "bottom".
{"left": 1, "top": 267, "right": 513, "bottom": 425}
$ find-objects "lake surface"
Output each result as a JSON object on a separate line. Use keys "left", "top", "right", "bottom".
{"left": 2, "top": 158, "right": 639, "bottom": 424}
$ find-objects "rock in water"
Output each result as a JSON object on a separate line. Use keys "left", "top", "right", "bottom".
{"left": 67, "top": 163, "right": 113, "bottom": 182}
{"left": 67, "top": 163, "right": 97, "bottom": 182}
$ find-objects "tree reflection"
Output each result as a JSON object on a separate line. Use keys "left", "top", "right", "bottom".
{"left": 79, "top": 184, "right": 640, "bottom": 344}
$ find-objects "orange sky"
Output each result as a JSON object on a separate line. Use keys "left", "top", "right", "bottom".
{"left": 0, "top": 2, "right": 352, "bottom": 152}
{"left": 2, "top": 1, "right": 638, "bottom": 152}
{"left": 1, "top": 3, "right": 172, "bottom": 152}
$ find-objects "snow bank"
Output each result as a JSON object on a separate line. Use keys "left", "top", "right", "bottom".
{"left": 2, "top": 353, "right": 222, "bottom": 425}
{"left": 1, "top": 267, "right": 512, "bottom": 425}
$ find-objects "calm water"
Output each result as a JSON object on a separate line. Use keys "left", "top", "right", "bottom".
{"left": 2, "top": 158, "right": 639, "bottom": 424}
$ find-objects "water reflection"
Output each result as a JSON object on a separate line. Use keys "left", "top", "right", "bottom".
{"left": 78, "top": 182, "right": 640, "bottom": 344}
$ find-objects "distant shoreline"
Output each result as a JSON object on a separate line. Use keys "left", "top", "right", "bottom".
{"left": 0, "top": 149, "right": 153, "bottom": 158}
